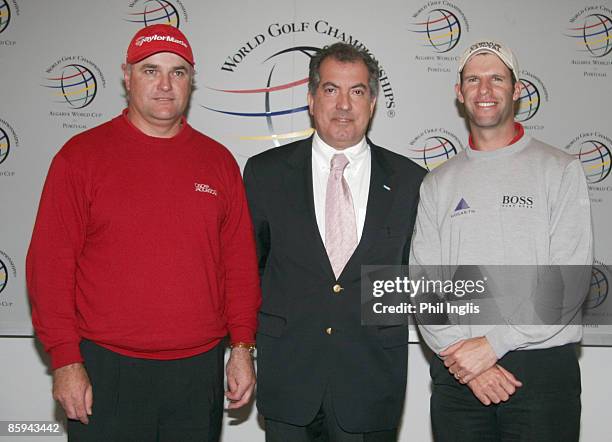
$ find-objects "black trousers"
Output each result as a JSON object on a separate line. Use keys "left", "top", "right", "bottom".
{"left": 264, "top": 387, "right": 397, "bottom": 442}
{"left": 430, "top": 344, "right": 581, "bottom": 442}
{"left": 67, "top": 340, "right": 224, "bottom": 442}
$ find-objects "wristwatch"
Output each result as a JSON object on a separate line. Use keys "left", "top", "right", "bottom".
{"left": 230, "top": 342, "right": 256, "bottom": 356}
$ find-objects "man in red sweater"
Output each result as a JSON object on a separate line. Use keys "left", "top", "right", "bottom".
{"left": 26, "top": 24, "right": 261, "bottom": 441}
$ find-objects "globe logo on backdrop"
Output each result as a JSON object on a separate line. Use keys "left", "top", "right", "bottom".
{"left": 516, "top": 79, "right": 540, "bottom": 122}
{"left": 411, "top": 9, "right": 461, "bottom": 53}
{"left": 0, "top": 0, "right": 10, "bottom": 33}
{"left": 566, "top": 13, "right": 612, "bottom": 58}
{"left": 575, "top": 140, "right": 611, "bottom": 184}
{"left": 0, "top": 127, "right": 9, "bottom": 165}
{"left": 203, "top": 46, "right": 318, "bottom": 147}
{"left": 125, "top": 0, "right": 180, "bottom": 28}
{"left": 0, "top": 258, "right": 7, "bottom": 295}
{"left": 409, "top": 136, "right": 458, "bottom": 171}
{"left": 43, "top": 64, "right": 98, "bottom": 109}
{"left": 584, "top": 267, "right": 609, "bottom": 310}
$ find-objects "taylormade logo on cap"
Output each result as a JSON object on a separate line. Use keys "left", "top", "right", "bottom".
{"left": 135, "top": 34, "right": 189, "bottom": 48}
{"left": 468, "top": 41, "right": 502, "bottom": 53}
{"left": 126, "top": 24, "right": 195, "bottom": 65}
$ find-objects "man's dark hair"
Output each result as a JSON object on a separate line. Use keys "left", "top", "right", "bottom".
{"left": 308, "top": 42, "right": 379, "bottom": 98}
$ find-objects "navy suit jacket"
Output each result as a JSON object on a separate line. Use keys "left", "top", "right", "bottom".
{"left": 243, "top": 136, "right": 426, "bottom": 432}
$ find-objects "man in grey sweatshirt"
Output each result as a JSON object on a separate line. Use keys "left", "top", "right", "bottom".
{"left": 410, "top": 40, "right": 593, "bottom": 441}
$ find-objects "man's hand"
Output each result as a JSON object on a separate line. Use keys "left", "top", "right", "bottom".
{"left": 440, "top": 336, "right": 498, "bottom": 383}
{"left": 467, "top": 364, "right": 522, "bottom": 405}
{"left": 52, "top": 363, "right": 93, "bottom": 424}
{"left": 225, "top": 347, "right": 256, "bottom": 409}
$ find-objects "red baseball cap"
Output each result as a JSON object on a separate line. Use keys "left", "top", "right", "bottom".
{"left": 126, "top": 24, "right": 194, "bottom": 66}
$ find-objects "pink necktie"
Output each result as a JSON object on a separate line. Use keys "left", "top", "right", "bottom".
{"left": 325, "top": 153, "right": 358, "bottom": 278}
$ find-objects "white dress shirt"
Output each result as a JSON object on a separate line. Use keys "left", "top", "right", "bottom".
{"left": 311, "top": 132, "right": 371, "bottom": 244}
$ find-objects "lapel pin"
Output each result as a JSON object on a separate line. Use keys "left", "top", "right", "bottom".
{"left": 383, "top": 185, "right": 391, "bottom": 191}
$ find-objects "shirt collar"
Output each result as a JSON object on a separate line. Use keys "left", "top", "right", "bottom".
{"left": 468, "top": 122, "right": 525, "bottom": 150}
{"left": 312, "top": 132, "right": 368, "bottom": 169}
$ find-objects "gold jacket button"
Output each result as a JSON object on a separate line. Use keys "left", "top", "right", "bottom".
{"left": 325, "top": 327, "right": 333, "bottom": 335}
{"left": 332, "top": 284, "right": 343, "bottom": 294}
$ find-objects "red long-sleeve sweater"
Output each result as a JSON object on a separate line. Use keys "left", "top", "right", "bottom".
{"left": 27, "top": 111, "right": 261, "bottom": 369}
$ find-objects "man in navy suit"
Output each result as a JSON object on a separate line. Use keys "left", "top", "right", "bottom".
{"left": 244, "top": 42, "right": 426, "bottom": 442}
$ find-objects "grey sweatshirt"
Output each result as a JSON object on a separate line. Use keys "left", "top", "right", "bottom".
{"left": 410, "top": 134, "right": 593, "bottom": 358}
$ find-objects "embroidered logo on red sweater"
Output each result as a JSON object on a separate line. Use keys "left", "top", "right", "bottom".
{"left": 195, "top": 183, "right": 217, "bottom": 195}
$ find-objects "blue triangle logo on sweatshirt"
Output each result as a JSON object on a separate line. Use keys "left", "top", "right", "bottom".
{"left": 454, "top": 198, "right": 470, "bottom": 211}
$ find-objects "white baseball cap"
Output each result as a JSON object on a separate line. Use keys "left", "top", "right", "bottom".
{"left": 457, "top": 40, "right": 519, "bottom": 83}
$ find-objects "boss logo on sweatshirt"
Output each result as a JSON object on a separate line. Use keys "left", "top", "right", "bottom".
{"left": 195, "top": 183, "right": 218, "bottom": 196}
{"left": 501, "top": 195, "right": 534, "bottom": 209}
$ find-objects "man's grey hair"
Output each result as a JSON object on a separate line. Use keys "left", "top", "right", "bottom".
{"left": 308, "top": 42, "right": 380, "bottom": 99}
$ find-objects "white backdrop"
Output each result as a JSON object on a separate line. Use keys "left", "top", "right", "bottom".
{"left": 1, "top": 1, "right": 611, "bottom": 440}
{"left": 1, "top": 0, "right": 611, "bottom": 340}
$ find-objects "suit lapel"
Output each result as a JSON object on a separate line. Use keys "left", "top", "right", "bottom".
{"left": 284, "top": 137, "right": 335, "bottom": 279}
{"left": 283, "top": 138, "right": 396, "bottom": 280}
{"left": 343, "top": 142, "right": 396, "bottom": 273}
